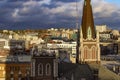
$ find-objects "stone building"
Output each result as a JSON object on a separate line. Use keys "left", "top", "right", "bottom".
{"left": 0, "top": 55, "right": 31, "bottom": 80}
{"left": 30, "top": 51, "right": 58, "bottom": 80}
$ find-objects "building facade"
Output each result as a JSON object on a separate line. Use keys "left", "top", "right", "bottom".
{"left": 30, "top": 52, "right": 58, "bottom": 80}
{"left": 47, "top": 42, "right": 77, "bottom": 63}
{"left": 0, "top": 56, "right": 31, "bottom": 80}
{"left": 96, "top": 25, "right": 109, "bottom": 32}
{"left": 0, "top": 39, "right": 9, "bottom": 49}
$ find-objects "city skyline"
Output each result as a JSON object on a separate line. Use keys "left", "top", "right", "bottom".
{"left": 0, "top": 0, "right": 120, "bottom": 30}
{"left": 0, "top": 1, "right": 120, "bottom": 79}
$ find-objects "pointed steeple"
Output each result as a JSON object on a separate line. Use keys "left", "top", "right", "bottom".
{"left": 81, "top": 0, "right": 96, "bottom": 39}
{"left": 78, "top": 0, "right": 100, "bottom": 63}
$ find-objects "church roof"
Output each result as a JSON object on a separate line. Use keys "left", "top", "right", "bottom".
{"left": 58, "top": 62, "right": 94, "bottom": 80}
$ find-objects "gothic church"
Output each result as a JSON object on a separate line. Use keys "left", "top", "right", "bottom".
{"left": 79, "top": 0, "right": 100, "bottom": 63}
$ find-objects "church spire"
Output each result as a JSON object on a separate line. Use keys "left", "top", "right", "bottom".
{"left": 78, "top": 0, "right": 100, "bottom": 63}
{"left": 81, "top": 0, "right": 96, "bottom": 39}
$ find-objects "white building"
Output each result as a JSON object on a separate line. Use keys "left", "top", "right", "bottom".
{"left": 99, "top": 32, "right": 111, "bottom": 41}
{"left": 0, "top": 38, "right": 10, "bottom": 49}
{"left": 47, "top": 42, "right": 77, "bottom": 63}
{"left": 0, "top": 38, "right": 25, "bottom": 50}
{"left": 96, "top": 25, "right": 110, "bottom": 32}
{"left": 25, "top": 35, "right": 38, "bottom": 41}
{"left": 47, "top": 42, "right": 76, "bottom": 53}
{"left": 30, "top": 38, "right": 44, "bottom": 45}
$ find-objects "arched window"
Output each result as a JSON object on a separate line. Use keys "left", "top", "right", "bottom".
{"left": 84, "top": 47, "right": 88, "bottom": 59}
{"left": 38, "top": 63, "right": 43, "bottom": 76}
{"left": 71, "top": 74, "right": 74, "bottom": 80}
{"left": 92, "top": 47, "right": 96, "bottom": 59}
{"left": 46, "top": 63, "right": 51, "bottom": 75}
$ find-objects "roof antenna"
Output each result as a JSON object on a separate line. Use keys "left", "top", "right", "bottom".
{"left": 75, "top": 0, "right": 79, "bottom": 29}
{"left": 75, "top": 0, "right": 80, "bottom": 63}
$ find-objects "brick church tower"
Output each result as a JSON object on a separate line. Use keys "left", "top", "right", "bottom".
{"left": 79, "top": 0, "right": 100, "bottom": 63}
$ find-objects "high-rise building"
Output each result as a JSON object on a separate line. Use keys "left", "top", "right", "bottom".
{"left": 79, "top": 0, "right": 100, "bottom": 63}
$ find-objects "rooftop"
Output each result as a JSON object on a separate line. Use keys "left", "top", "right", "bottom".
{"left": 89, "top": 63, "right": 120, "bottom": 80}
{"left": 0, "top": 55, "right": 31, "bottom": 63}
{"left": 59, "top": 62, "right": 94, "bottom": 80}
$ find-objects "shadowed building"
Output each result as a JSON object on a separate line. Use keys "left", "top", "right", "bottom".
{"left": 30, "top": 52, "right": 58, "bottom": 80}
{"left": 58, "top": 62, "right": 96, "bottom": 80}
{"left": 78, "top": 0, "right": 100, "bottom": 63}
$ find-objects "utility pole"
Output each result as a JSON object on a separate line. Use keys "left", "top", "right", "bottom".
{"left": 75, "top": 0, "right": 80, "bottom": 63}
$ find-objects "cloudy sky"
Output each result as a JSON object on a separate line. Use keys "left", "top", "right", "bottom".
{"left": 0, "top": 0, "right": 120, "bottom": 30}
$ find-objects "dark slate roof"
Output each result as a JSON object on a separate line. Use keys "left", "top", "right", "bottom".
{"left": 58, "top": 62, "right": 94, "bottom": 80}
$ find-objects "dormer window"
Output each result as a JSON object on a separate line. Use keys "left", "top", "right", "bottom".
{"left": 87, "top": 27, "right": 92, "bottom": 39}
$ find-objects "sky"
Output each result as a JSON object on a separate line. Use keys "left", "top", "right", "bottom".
{"left": 0, "top": 0, "right": 120, "bottom": 30}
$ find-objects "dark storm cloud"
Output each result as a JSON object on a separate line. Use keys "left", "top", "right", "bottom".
{"left": 52, "top": 0, "right": 77, "bottom": 3}
{"left": 0, "top": 0, "right": 78, "bottom": 29}
{"left": 0, "top": 0, "right": 120, "bottom": 30}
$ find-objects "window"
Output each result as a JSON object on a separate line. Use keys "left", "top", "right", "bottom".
{"left": 0, "top": 66, "right": 1, "bottom": 70}
{"left": 81, "top": 78, "right": 86, "bottom": 80}
{"left": 84, "top": 47, "right": 88, "bottom": 59}
{"left": 38, "top": 63, "right": 43, "bottom": 76}
{"left": 1, "top": 67, "right": 4, "bottom": 70}
{"left": 92, "top": 47, "right": 96, "bottom": 59}
{"left": 18, "top": 71, "right": 22, "bottom": 80}
{"left": 87, "top": 27, "right": 92, "bottom": 39}
{"left": 10, "top": 78, "right": 14, "bottom": 80}
{"left": 85, "top": 0, "right": 86, "bottom": 6}
{"left": 46, "top": 63, "right": 51, "bottom": 75}
{"left": 10, "top": 66, "right": 13, "bottom": 71}
{"left": 10, "top": 71, "right": 14, "bottom": 79}
{"left": 71, "top": 74, "right": 74, "bottom": 80}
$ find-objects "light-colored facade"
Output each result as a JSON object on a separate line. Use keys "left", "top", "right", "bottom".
{"left": 79, "top": 0, "right": 100, "bottom": 63}
{"left": 80, "top": 30, "right": 101, "bottom": 62}
{"left": 99, "top": 32, "right": 111, "bottom": 41}
{"left": 0, "top": 38, "right": 25, "bottom": 50}
{"left": 0, "top": 39, "right": 9, "bottom": 49}
{"left": 96, "top": 25, "right": 109, "bottom": 32}
{"left": 48, "top": 28, "right": 77, "bottom": 39}
{"left": 0, "top": 38, "right": 26, "bottom": 56}
{"left": 30, "top": 38, "right": 44, "bottom": 45}
{"left": 47, "top": 42, "right": 77, "bottom": 63}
